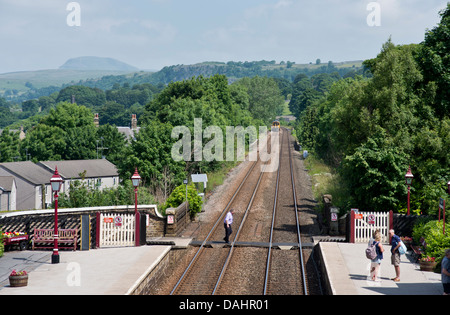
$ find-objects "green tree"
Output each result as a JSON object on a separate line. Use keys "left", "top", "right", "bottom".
{"left": 0, "top": 128, "right": 21, "bottom": 162}
{"left": 98, "top": 101, "right": 128, "bottom": 126}
{"left": 24, "top": 102, "right": 98, "bottom": 161}
{"left": 235, "top": 76, "right": 284, "bottom": 123}
{"left": 21, "top": 124, "right": 66, "bottom": 161}
{"left": 418, "top": 3, "right": 450, "bottom": 119}
{"left": 56, "top": 85, "right": 106, "bottom": 108}
{"left": 0, "top": 97, "right": 15, "bottom": 128}
{"left": 163, "top": 183, "right": 203, "bottom": 215}
{"left": 340, "top": 129, "right": 409, "bottom": 211}
{"left": 22, "top": 99, "right": 40, "bottom": 115}
{"left": 117, "top": 120, "right": 186, "bottom": 198}
{"left": 297, "top": 38, "right": 447, "bottom": 214}
{"left": 0, "top": 230, "right": 4, "bottom": 257}
{"left": 96, "top": 124, "right": 127, "bottom": 164}
{"left": 58, "top": 178, "right": 154, "bottom": 208}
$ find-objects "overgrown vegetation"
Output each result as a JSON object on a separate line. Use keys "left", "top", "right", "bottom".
{"left": 57, "top": 179, "right": 155, "bottom": 209}
{"left": 0, "top": 230, "right": 4, "bottom": 257}
{"left": 295, "top": 4, "right": 450, "bottom": 216}
{"left": 162, "top": 183, "right": 203, "bottom": 216}
{"left": 412, "top": 218, "right": 450, "bottom": 267}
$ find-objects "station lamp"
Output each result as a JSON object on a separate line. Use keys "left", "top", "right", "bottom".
{"left": 50, "top": 167, "right": 63, "bottom": 264}
{"left": 405, "top": 166, "right": 414, "bottom": 216}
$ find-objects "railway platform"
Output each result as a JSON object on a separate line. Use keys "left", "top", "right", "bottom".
{"left": 319, "top": 242, "right": 444, "bottom": 295}
{"left": 0, "top": 237, "right": 191, "bottom": 295}
{"left": 0, "top": 239, "right": 444, "bottom": 295}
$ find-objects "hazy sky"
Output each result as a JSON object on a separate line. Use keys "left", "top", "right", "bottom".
{"left": 0, "top": 0, "right": 447, "bottom": 73}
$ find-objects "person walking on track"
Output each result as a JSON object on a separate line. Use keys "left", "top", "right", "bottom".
{"left": 224, "top": 209, "right": 235, "bottom": 244}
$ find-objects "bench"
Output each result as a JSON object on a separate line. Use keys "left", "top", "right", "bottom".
{"left": 32, "top": 229, "right": 78, "bottom": 251}
{"left": 410, "top": 237, "right": 427, "bottom": 262}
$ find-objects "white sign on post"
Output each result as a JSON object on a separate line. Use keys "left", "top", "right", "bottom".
{"left": 114, "top": 216, "right": 123, "bottom": 227}
{"left": 331, "top": 213, "right": 338, "bottom": 222}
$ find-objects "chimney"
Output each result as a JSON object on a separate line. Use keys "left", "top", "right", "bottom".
{"left": 94, "top": 113, "right": 99, "bottom": 127}
{"left": 131, "top": 114, "right": 137, "bottom": 130}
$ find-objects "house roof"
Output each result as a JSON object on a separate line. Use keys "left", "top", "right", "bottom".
{"left": 117, "top": 127, "right": 140, "bottom": 141}
{"left": 0, "top": 176, "right": 15, "bottom": 192}
{"left": 0, "top": 161, "right": 53, "bottom": 185}
{"left": 38, "top": 159, "right": 119, "bottom": 179}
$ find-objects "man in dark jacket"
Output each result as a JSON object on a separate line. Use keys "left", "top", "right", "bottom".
{"left": 389, "top": 229, "right": 401, "bottom": 282}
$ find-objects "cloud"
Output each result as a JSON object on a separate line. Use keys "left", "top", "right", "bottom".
{"left": 0, "top": 0, "right": 447, "bottom": 73}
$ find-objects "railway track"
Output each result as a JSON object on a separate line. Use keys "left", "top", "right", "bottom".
{"left": 264, "top": 128, "right": 307, "bottom": 295}
{"left": 170, "top": 135, "right": 268, "bottom": 295}
{"left": 170, "top": 129, "right": 309, "bottom": 295}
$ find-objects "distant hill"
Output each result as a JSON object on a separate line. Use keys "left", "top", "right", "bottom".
{"left": 0, "top": 59, "right": 364, "bottom": 102}
{"left": 0, "top": 69, "right": 138, "bottom": 102}
{"left": 60, "top": 56, "right": 139, "bottom": 72}
{"left": 78, "top": 60, "right": 364, "bottom": 90}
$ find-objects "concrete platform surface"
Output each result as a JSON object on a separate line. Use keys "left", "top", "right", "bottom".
{"left": 0, "top": 246, "right": 171, "bottom": 295}
{"left": 320, "top": 242, "right": 444, "bottom": 295}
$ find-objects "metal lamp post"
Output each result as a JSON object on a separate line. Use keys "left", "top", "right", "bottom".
{"left": 131, "top": 168, "right": 141, "bottom": 246}
{"left": 405, "top": 166, "right": 414, "bottom": 216}
{"left": 50, "top": 167, "right": 63, "bottom": 264}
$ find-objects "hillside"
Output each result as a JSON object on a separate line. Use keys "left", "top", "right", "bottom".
{"left": 60, "top": 56, "right": 139, "bottom": 72}
{"left": 0, "top": 59, "right": 364, "bottom": 102}
{"left": 80, "top": 60, "right": 364, "bottom": 90}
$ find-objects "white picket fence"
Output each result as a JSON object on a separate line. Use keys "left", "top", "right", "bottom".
{"left": 351, "top": 211, "right": 392, "bottom": 243}
{"left": 98, "top": 213, "right": 135, "bottom": 247}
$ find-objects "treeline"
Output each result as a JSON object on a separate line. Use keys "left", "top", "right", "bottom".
{"left": 121, "top": 75, "right": 284, "bottom": 197}
{"left": 0, "top": 82, "right": 164, "bottom": 129}
{"left": 1, "top": 58, "right": 363, "bottom": 108}
{"left": 295, "top": 4, "right": 450, "bottom": 216}
{"left": 0, "top": 75, "right": 285, "bottom": 204}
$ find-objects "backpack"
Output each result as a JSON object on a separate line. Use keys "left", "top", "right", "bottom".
{"left": 366, "top": 242, "right": 378, "bottom": 260}
{"left": 398, "top": 241, "right": 407, "bottom": 255}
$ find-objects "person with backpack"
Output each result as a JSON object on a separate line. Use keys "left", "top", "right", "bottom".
{"left": 369, "top": 232, "right": 384, "bottom": 281}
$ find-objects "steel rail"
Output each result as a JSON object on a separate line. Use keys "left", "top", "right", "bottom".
{"left": 212, "top": 161, "right": 267, "bottom": 295}
{"left": 287, "top": 128, "right": 308, "bottom": 295}
{"left": 169, "top": 160, "right": 258, "bottom": 295}
{"left": 263, "top": 130, "right": 281, "bottom": 295}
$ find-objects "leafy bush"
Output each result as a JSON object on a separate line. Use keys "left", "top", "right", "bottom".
{"left": 0, "top": 230, "right": 4, "bottom": 258}
{"left": 163, "top": 183, "right": 203, "bottom": 216}
{"left": 58, "top": 179, "right": 155, "bottom": 208}
{"left": 412, "top": 219, "right": 450, "bottom": 263}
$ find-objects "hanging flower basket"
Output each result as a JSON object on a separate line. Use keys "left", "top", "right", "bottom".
{"left": 9, "top": 270, "right": 28, "bottom": 287}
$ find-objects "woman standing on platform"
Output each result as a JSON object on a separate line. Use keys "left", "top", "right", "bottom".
{"left": 370, "top": 232, "right": 384, "bottom": 281}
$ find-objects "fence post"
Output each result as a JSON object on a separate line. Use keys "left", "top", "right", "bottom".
{"left": 350, "top": 210, "right": 355, "bottom": 243}
{"left": 389, "top": 210, "right": 394, "bottom": 244}
{"left": 96, "top": 212, "right": 100, "bottom": 248}
{"left": 135, "top": 212, "right": 140, "bottom": 247}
